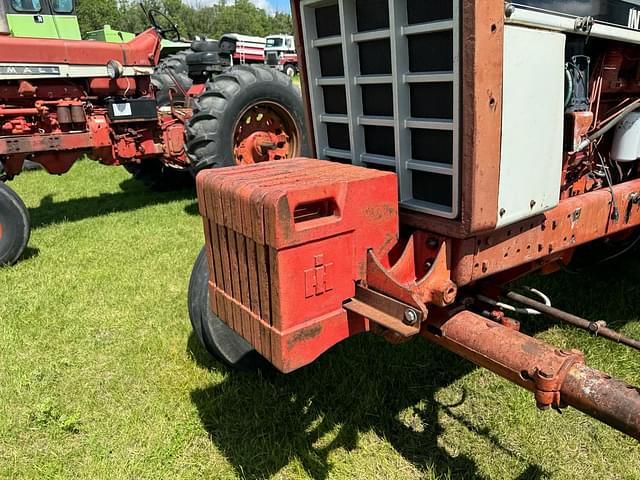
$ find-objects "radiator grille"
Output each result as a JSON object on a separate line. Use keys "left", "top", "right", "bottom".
{"left": 300, "top": 0, "right": 460, "bottom": 218}
{"left": 266, "top": 52, "right": 279, "bottom": 65}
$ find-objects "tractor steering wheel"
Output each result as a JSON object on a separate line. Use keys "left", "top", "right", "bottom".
{"left": 148, "top": 9, "right": 182, "bottom": 42}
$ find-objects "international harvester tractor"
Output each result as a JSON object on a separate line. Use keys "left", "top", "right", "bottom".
{"left": 188, "top": 0, "right": 640, "bottom": 442}
{"left": 0, "top": 2, "right": 308, "bottom": 265}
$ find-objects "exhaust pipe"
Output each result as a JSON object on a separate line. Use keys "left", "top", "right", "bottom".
{"left": 422, "top": 310, "right": 640, "bottom": 440}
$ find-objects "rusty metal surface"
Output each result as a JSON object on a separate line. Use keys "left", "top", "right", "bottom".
{"left": 0, "top": 132, "right": 94, "bottom": 156}
{"left": 452, "top": 177, "right": 640, "bottom": 286}
{"left": 232, "top": 104, "right": 296, "bottom": 165}
{"left": 291, "top": 0, "right": 316, "bottom": 158}
{"left": 343, "top": 286, "right": 421, "bottom": 338}
{"left": 422, "top": 310, "right": 640, "bottom": 440}
{"left": 366, "top": 233, "right": 458, "bottom": 316}
{"left": 459, "top": 0, "right": 504, "bottom": 233}
{"left": 562, "top": 363, "right": 640, "bottom": 440}
{"left": 197, "top": 159, "right": 399, "bottom": 372}
{"left": 422, "top": 310, "right": 584, "bottom": 407}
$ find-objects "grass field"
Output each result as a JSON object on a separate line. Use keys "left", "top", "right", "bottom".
{"left": 1, "top": 160, "right": 639, "bottom": 479}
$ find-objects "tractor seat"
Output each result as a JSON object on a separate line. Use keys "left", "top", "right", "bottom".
{"left": 186, "top": 50, "right": 229, "bottom": 78}
{"left": 190, "top": 39, "right": 219, "bottom": 53}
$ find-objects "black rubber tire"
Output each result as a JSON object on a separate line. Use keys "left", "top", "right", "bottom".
{"left": 151, "top": 50, "right": 194, "bottom": 106}
{"left": 22, "top": 160, "right": 42, "bottom": 171}
{"left": 185, "top": 65, "right": 310, "bottom": 173}
{"left": 0, "top": 182, "right": 30, "bottom": 266}
{"left": 188, "top": 247, "right": 268, "bottom": 371}
{"left": 284, "top": 64, "right": 297, "bottom": 77}
{"left": 123, "top": 159, "right": 192, "bottom": 191}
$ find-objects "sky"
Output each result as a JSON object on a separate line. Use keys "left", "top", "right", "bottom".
{"left": 183, "top": 0, "right": 291, "bottom": 14}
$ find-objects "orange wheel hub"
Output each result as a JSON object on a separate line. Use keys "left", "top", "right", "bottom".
{"left": 233, "top": 104, "right": 297, "bottom": 165}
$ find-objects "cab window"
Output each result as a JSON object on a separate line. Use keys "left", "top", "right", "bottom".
{"left": 266, "top": 38, "right": 283, "bottom": 47}
{"left": 11, "top": 0, "right": 42, "bottom": 12}
{"left": 52, "top": 0, "right": 73, "bottom": 13}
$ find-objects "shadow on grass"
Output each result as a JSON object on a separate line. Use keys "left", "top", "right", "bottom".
{"left": 516, "top": 241, "right": 640, "bottom": 333}
{"left": 29, "top": 178, "right": 199, "bottom": 229}
{"left": 188, "top": 332, "right": 548, "bottom": 479}
{"left": 19, "top": 246, "right": 40, "bottom": 262}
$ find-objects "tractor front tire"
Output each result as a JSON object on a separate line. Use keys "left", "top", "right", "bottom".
{"left": 0, "top": 182, "right": 30, "bottom": 266}
{"left": 188, "top": 247, "right": 267, "bottom": 371}
{"left": 185, "top": 65, "right": 309, "bottom": 174}
{"left": 284, "top": 64, "right": 297, "bottom": 77}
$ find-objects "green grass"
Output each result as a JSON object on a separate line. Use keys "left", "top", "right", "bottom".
{"left": 1, "top": 160, "right": 639, "bottom": 479}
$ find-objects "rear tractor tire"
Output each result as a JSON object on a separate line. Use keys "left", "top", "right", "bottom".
{"left": 151, "top": 50, "right": 194, "bottom": 107}
{"left": 188, "top": 247, "right": 267, "bottom": 371}
{"left": 185, "top": 65, "right": 309, "bottom": 174}
{"left": 123, "top": 159, "right": 192, "bottom": 191}
{"left": 0, "top": 182, "right": 30, "bottom": 266}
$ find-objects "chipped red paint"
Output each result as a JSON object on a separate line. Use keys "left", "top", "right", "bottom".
{"left": 451, "top": 177, "right": 640, "bottom": 286}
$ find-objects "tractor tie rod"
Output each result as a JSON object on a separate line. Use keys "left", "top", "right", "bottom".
{"left": 504, "top": 290, "right": 640, "bottom": 352}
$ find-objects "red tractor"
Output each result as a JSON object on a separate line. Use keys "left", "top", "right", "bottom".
{"left": 0, "top": 9, "right": 308, "bottom": 265}
{"left": 189, "top": 0, "right": 640, "bottom": 442}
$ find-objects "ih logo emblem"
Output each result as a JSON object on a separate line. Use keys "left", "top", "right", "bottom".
{"left": 304, "top": 254, "right": 334, "bottom": 298}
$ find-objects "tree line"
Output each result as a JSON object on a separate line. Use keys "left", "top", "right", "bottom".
{"left": 76, "top": 0, "right": 293, "bottom": 41}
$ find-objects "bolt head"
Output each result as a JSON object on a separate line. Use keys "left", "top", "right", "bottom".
{"left": 505, "top": 3, "right": 515, "bottom": 17}
{"left": 404, "top": 309, "right": 419, "bottom": 326}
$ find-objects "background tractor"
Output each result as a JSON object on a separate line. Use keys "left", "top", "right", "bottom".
{"left": 0, "top": 1, "right": 308, "bottom": 265}
{"left": 189, "top": 0, "right": 640, "bottom": 443}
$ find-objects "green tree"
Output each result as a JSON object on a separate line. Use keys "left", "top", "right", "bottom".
{"left": 76, "top": 0, "right": 119, "bottom": 33}
{"left": 269, "top": 12, "right": 293, "bottom": 35}
{"left": 77, "top": 0, "right": 293, "bottom": 41}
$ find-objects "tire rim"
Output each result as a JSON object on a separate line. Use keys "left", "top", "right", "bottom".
{"left": 232, "top": 101, "right": 300, "bottom": 165}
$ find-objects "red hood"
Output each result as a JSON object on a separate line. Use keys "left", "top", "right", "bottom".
{"left": 0, "top": 28, "right": 161, "bottom": 67}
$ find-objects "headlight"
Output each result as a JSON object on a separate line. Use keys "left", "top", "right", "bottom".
{"left": 107, "top": 60, "right": 124, "bottom": 79}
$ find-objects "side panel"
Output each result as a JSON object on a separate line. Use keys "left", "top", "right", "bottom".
{"left": 7, "top": 14, "right": 81, "bottom": 40}
{"left": 497, "top": 26, "right": 565, "bottom": 228}
{"left": 85, "top": 26, "right": 136, "bottom": 43}
{"left": 51, "top": 15, "right": 81, "bottom": 40}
